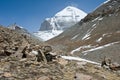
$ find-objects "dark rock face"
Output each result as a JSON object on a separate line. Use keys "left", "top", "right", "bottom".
{"left": 45, "top": 53, "right": 56, "bottom": 62}
{"left": 40, "top": 20, "right": 53, "bottom": 31}
{"left": 40, "top": 18, "right": 78, "bottom": 31}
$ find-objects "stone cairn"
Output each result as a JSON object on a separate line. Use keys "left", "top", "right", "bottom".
{"left": 21, "top": 45, "right": 57, "bottom": 63}
{"left": 101, "top": 56, "right": 120, "bottom": 71}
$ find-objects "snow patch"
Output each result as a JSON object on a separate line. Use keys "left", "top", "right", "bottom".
{"left": 104, "top": 0, "right": 111, "bottom": 4}
{"left": 103, "top": 33, "right": 113, "bottom": 37}
{"left": 82, "top": 24, "right": 96, "bottom": 40}
{"left": 71, "top": 34, "right": 79, "bottom": 40}
{"left": 71, "top": 45, "right": 95, "bottom": 54}
{"left": 96, "top": 33, "right": 113, "bottom": 43}
{"left": 82, "top": 42, "right": 120, "bottom": 55}
{"left": 92, "top": 24, "right": 96, "bottom": 27}
{"left": 98, "top": 17, "right": 103, "bottom": 21}
{"left": 92, "top": 17, "right": 103, "bottom": 22}
{"left": 82, "top": 34, "right": 90, "bottom": 40}
{"left": 92, "top": 17, "right": 99, "bottom": 22}
{"left": 71, "top": 47, "right": 81, "bottom": 54}
{"left": 61, "top": 56, "right": 100, "bottom": 65}
{"left": 96, "top": 37, "right": 103, "bottom": 42}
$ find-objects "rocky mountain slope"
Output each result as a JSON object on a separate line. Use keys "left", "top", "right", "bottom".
{"left": 0, "top": 25, "right": 120, "bottom": 80}
{"left": 1, "top": 56, "right": 120, "bottom": 80}
{"left": 47, "top": 0, "right": 120, "bottom": 64}
{"left": 8, "top": 23, "right": 29, "bottom": 35}
{"left": 1, "top": 25, "right": 120, "bottom": 80}
{"left": 0, "top": 25, "right": 43, "bottom": 59}
{"left": 34, "top": 6, "right": 87, "bottom": 41}
{"left": 8, "top": 23, "right": 43, "bottom": 41}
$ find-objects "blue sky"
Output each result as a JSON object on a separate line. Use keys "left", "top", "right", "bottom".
{"left": 0, "top": 0, "right": 106, "bottom": 32}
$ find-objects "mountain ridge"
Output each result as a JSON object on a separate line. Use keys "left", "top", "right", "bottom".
{"left": 47, "top": 0, "right": 120, "bottom": 64}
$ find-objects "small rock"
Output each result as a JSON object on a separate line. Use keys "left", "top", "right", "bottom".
{"left": 57, "top": 58, "right": 68, "bottom": 66}
{"left": 37, "top": 76, "right": 51, "bottom": 80}
{"left": 75, "top": 73, "right": 93, "bottom": 80}
{"left": 3, "top": 72, "right": 12, "bottom": 77}
{"left": 0, "top": 71, "right": 4, "bottom": 74}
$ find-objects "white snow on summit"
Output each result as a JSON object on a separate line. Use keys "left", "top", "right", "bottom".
{"left": 34, "top": 6, "right": 87, "bottom": 41}
{"left": 55, "top": 6, "right": 87, "bottom": 22}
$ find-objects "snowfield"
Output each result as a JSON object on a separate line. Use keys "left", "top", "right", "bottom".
{"left": 34, "top": 30, "right": 63, "bottom": 41}
{"left": 61, "top": 56, "right": 100, "bottom": 65}
{"left": 71, "top": 45, "right": 96, "bottom": 54}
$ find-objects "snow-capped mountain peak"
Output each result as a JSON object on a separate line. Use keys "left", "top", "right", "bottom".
{"left": 34, "top": 6, "right": 87, "bottom": 41}
{"left": 55, "top": 6, "right": 87, "bottom": 20}
{"left": 39, "top": 6, "right": 87, "bottom": 31}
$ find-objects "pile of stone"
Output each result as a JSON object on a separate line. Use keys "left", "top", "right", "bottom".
{"left": 0, "top": 26, "right": 57, "bottom": 63}
{"left": 21, "top": 45, "right": 57, "bottom": 63}
{"left": 101, "top": 56, "right": 120, "bottom": 71}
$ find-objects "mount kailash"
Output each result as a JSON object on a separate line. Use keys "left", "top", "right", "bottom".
{"left": 34, "top": 6, "right": 87, "bottom": 41}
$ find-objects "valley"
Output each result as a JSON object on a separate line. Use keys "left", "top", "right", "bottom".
{"left": 0, "top": 0, "right": 120, "bottom": 80}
